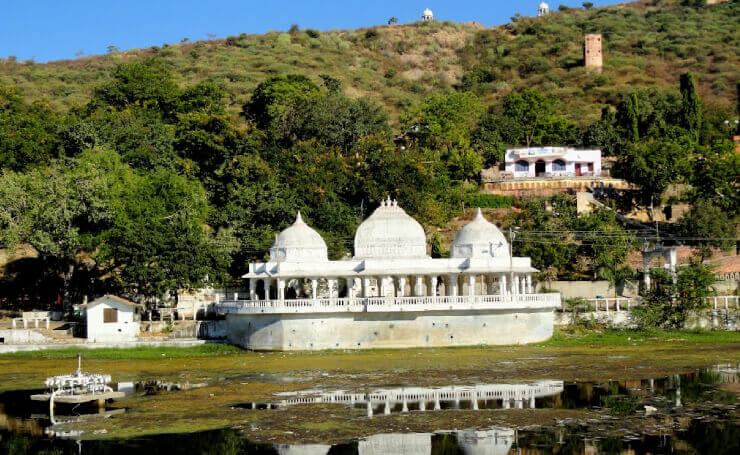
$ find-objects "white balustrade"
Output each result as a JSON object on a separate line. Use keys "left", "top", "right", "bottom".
{"left": 216, "top": 293, "right": 561, "bottom": 315}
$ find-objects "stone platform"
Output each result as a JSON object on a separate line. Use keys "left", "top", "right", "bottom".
{"left": 221, "top": 294, "right": 560, "bottom": 350}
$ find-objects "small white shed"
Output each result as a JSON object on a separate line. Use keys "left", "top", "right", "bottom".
{"left": 85, "top": 295, "right": 142, "bottom": 343}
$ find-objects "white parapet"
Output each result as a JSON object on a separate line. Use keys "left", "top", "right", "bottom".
{"left": 218, "top": 293, "right": 560, "bottom": 315}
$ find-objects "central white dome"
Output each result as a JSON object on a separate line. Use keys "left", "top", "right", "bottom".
{"left": 451, "top": 208, "right": 509, "bottom": 259}
{"left": 354, "top": 198, "right": 427, "bottom": 259}
{"left": 270, "top": 212, "right": 328, "bottom": 263}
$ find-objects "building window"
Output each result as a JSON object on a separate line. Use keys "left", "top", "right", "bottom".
{"left": 515, "top": 160, "right": 529, "bottom": 172}
{"left": 552, "top": 159, "right": 566, "bottom": 171}
{"left": 103, "top": 308, "right": 118, "bottom": 323}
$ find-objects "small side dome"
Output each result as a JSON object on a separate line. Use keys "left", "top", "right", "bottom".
{"left": 354, "top": 198, "right": 428, "bottom": 259}
{"left": 451, "top": 208, "right": 509, "bottom": 259}
{"left": 270, "top": 212, "right": 328, "bottom": 263}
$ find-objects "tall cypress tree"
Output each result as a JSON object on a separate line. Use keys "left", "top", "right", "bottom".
{"left": 680, "top": 72, "right": 702, "bottom": 142}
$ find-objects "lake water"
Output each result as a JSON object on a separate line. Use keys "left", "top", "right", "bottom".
{"left": 1, "top": 365, "right": 737, "bottom": 454}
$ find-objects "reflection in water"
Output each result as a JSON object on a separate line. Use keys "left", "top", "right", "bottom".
{"left": 0, "top": 366, "right": 738, "bottom": 454}
{"left": 2, "top": 422, "right": 739, "bottom": 455}
{"left": 243, "top": 381, "right": 565, "bottom": 416}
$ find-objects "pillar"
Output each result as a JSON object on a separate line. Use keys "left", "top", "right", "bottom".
{"left": 363, "top": 277, "right": 371, "bottom": 298}
{"left": 467, "top": 274, "right": 476, "bottom": 297}
{"left": 311, "top": 278, "right": 318, "bottom": 300}
{"left": 347, "top": 277, "right": 355, "bottom": 300}
{"left": 520, "top": 276, "right": 526, "bottom": 294}
{"left": 263, "top": 278, "right": 271, "bottom": 300}
{"left": 249, "top": 279, "right": 256, "bottom": 300}
{"left": 366, "top": 401, "right": 373, "bottom": 417}
{"left": 328, "top": 278, "right": 336, "bottom": 299}
{"left": 448, "top": 275, "right": 458, "bottom": 297}
{"left": 397, "top": 276, "right": 406, "bottom": 297}
{"left": 379, "top": 276, "right": 387, "bottom": 298}
{"left": 415, "top": 275, "right": 424, "bottom": 296}
{"left": 384, "top": 401, "right": 391, "bottom": 415}
{"left": 526, "top": 275, "right": 533, "bottom": 294}
{"left": 430, "top": 276, "right": 438, "bottom": 298}
{"left": 512, "top": 275, "right": 520, "bottom": 295}
{"left": 419, "top": 400, "right": 426, "bottom": 411}
{"left": 277, "top": 279, "right": 285, "bottom": 301}
{"left": 500, "top": 275, "right": 507, "bottom": 296}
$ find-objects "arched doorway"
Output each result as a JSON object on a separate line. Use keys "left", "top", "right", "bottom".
{"left": 535, "top": 160, "right": 546, "bottom": 177}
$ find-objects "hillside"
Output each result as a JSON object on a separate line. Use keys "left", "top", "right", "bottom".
{"left": 0, "top": 0, "right": 737, "bottom": 125}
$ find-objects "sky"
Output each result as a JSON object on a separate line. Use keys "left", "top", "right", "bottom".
{"left": 2, "top": 1, "right": 625, "bottom": 63}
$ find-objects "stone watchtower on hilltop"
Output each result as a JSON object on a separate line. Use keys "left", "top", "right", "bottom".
{"left": 584, "top": 34, "right": 603, "bottom": 71}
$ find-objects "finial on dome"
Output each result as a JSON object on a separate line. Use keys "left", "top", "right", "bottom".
{"left": 474, "top": 207, "right": 484, "bottom": 220}
{"left": 295, "top": 211, "right": 304, "bottom": 224}
{"left": 393, "top": 199, "right": 398, "bottom": 207}
{"left": 380, "top": 199, "right": 386, "bottom": 207}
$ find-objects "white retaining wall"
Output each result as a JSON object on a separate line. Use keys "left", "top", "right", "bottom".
{"left": 226, "top": 308, "right": 555, "bottom": 350}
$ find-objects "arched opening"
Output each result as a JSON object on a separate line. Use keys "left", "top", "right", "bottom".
{"left": 552, "top": 159, "right": 566, "bottom": 172}
{"left": 535, "top": 160, "right": 546, "bottom": 177}
{"left": 515, "top": 160, "right": 529, "bottom": 173}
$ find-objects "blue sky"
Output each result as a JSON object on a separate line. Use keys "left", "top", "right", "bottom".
{"left": 2, "top": 1, "right": 624, "bottom": 62}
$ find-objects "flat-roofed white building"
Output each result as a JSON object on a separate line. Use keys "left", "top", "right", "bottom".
{"left": 504, "top": 147, "right": 601, "bottom": 179}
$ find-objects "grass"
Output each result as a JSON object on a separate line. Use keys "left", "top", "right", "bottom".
{"left": 541, "top": 328, "right": 740, "bottom": 347}
{"left": 1, "top": 343, "right": 243, "bottom": 359}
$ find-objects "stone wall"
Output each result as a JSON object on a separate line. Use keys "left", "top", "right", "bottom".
{"left": 226, "top": 308, "right": 555, "bottom": 350}
{"left": 537, "top": 280, "right": 640, "bottom": 299}
{"left": 0, "top": 329, "right": 50, "bottom": 344}
{"left": 555, "top": 309, "right": 738, "bottom": 331}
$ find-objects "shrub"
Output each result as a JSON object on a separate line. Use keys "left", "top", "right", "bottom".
{"left": 465, "top": 193, "right": 514, "bottom": 209}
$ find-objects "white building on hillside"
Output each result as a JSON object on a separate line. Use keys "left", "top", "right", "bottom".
{"left": 422, "top": 8, "right": 434, "bottom": 21}
{"left": 538, "top": 2, "right": 550, "bottom": 16}
{"left": 219, "top": 200, "right": 560, "bottom": 350}
{"left": 504, "top": 147, "right": 602, "bottom": 179}
{"left": 85, "top": 295, "right": 142, "bottom": 343}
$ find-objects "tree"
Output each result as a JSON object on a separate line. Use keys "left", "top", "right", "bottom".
{"left": 679, "top": 73, "right": 702, "bottom": 143}
{"left": 688, "top": 139, "right": 739, "bottom": 216}
{"left": 616, "top": 93, "right": 640, "bottom": 142}
{"left": 401, "top": 91, "right": 484, "bottom": 180}
{"left": 612, "top": 139, "right": 690, "bottom": 220}
{"left": 242, "top": 74, "right": 321, "bottom": 140}
{"left": 0, "top": 86, "right": 60, "bottom": 171}
{"left": 583, "top": 107, "right": 622, "bottom": 156}
{"left": 90, "top": 59, "right": 181, "bottom": 118}
{"left": 632, "top": 264, "right": 714, "bottom": 329}
{"left": 677, "top": 200, "right": 736, "bottom": 260}
{"left": 582, "top": 2, "right": 594, "bottom": 9}
{"left": 388, "top": 17, "right": 399, "bottom": 25}
{"left": 294, "top": 94, "right": 390, "bottom": 154}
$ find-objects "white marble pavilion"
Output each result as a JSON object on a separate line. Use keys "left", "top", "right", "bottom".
{"left": 220, "top": 198, "right": 560, "bottom": 350}
{"left": 240, "top": 199, "right": 537, "bottom": 302}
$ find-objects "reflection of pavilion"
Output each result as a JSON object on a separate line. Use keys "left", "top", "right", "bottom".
{"left": 253, "top": 381, "right": 563, "bottom": 418}
{"left": 276, "top": 427, "right": 516, "bottom": 455}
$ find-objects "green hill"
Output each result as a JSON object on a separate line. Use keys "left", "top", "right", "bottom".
{"left": 0, "top": 0, "right": 737, "bottom": 124}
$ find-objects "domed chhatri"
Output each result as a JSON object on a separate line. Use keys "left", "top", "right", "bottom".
{"left": 235, "top": 200, "right": 559, "bottom": 351}
{"left": 269, "top": 211, "right": 328, "bottom": 263}
{"left": 452, "top": 208, "right": 509, "bottom": 259}
{"left": 354, "top": 197, "right": 427, "bottom": 260}
{"left": 422, "top": 8, "right": 434, "bottom": 21}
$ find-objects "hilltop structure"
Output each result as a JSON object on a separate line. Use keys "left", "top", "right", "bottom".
{"left": 538, "top": 2, "right": 550, "bottom": 16}
{"left": 219, "top": 200, "right": 560, "bottom": 350}
{"left": 422, "top": 8, "right": 434, "bottom": 21}
{"left": 585, "top": 33, "right": 603, "bottom": 71}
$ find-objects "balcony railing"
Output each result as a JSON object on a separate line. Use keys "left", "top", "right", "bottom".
{"left": 217, "top": 293, "right": 561, "bottom": 315}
